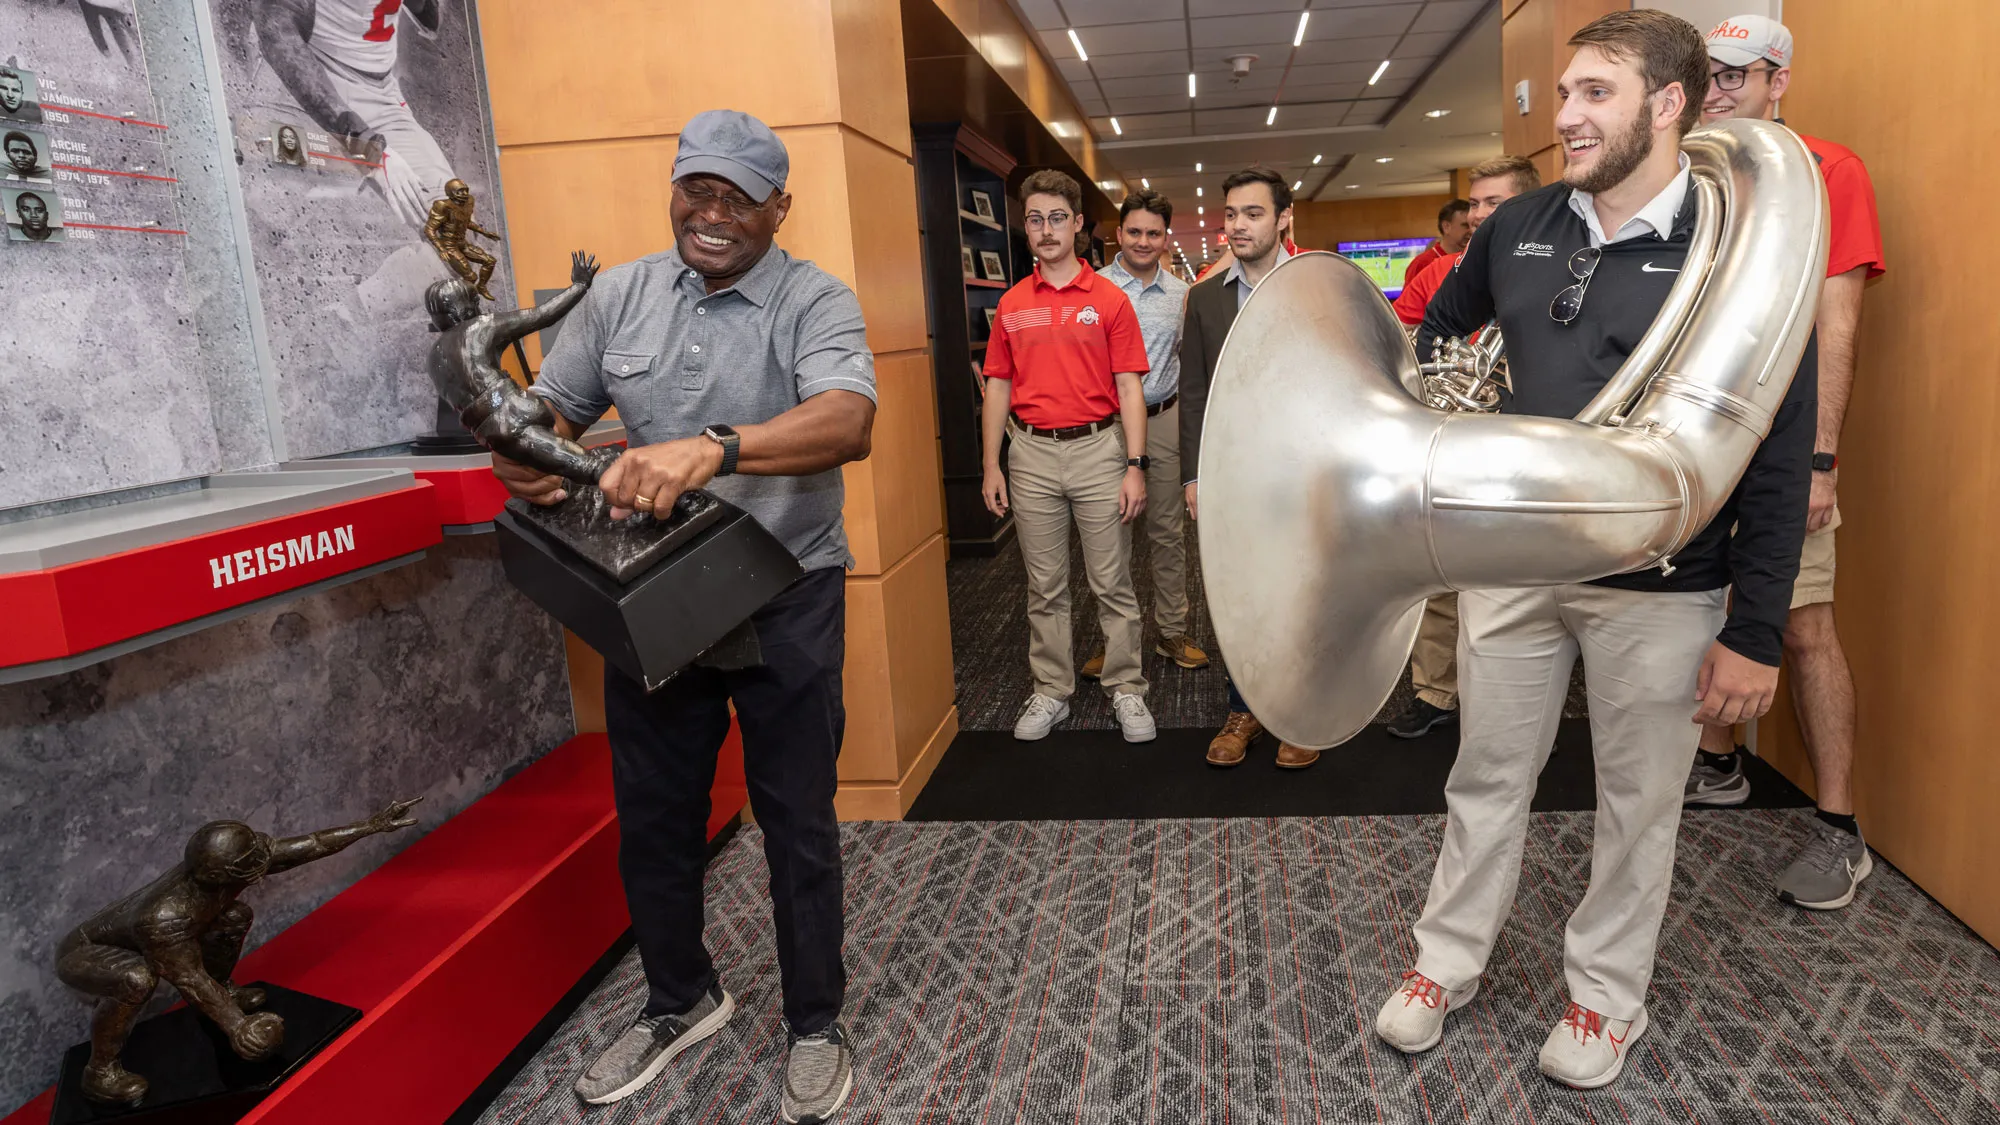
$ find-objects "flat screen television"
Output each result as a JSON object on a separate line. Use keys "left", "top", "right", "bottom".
{"left": 1336, "top": 237, "right": 1435, "bottom": 300}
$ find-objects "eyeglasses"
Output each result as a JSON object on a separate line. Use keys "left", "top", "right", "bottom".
{"left": 1550, "top": 246, "right": 1600, "bottom": 325}
{"left": 673, "top": 179, "right": 771, "bottom": 222}
{"left": 1023, "top": 211, "right": 1074, "bottom": 230}
{"left": 1710, "top": 63, "right": 1777, "bottom": 91}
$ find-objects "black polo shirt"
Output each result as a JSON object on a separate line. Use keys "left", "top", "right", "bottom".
{"left": 1418, "top": 180, "right": 1816, "bottom": 667}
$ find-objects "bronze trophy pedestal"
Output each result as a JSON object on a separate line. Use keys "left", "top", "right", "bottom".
{"left": 495, "top": 490, "right": 802, "bottom": 690}
{"left": 48, "top": 984, "right": 358, "bottom": 1125}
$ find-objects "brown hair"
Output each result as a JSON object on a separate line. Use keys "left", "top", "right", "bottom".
{"left": 1221, "top": 165, "right": 1292, "bottom": 213}
{"left": 1568, "top": 10, "right": 1710, "bottom": 135}
{"left": 1019, "top": 168, "right": 1082, "bottom": 214}
{"left": 1466, "top": 154, "right": 1542, "bottom": 195}
{"left": 1119, "top": 189, "right": 1173, "bottom": 227}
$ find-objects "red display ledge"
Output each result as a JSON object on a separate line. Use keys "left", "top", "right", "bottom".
{"left": 0, "top": 471, "right": 441, "bottom": 679}
{"left": 283, "top": 420, "right": 629, "bottom": 528}
{"left": 1, "top": 729, "right": 750, "bottom": 1125}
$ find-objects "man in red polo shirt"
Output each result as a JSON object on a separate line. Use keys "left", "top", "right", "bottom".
{"left": 1404, "top": 198, "right": 1472, "bottom": 287}
{"left": 981, "top": 168, "right": 1157, "bottom": 743}
{"left": 1688, "top": 15, "right": 1889, "bottom": 914}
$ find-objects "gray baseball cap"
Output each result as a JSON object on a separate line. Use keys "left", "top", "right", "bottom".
{"left": 673, "top": 109, "right": 789, "bottom": 203}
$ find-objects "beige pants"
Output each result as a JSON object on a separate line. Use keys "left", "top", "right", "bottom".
{"left": 1411, "top": 583, "right": 1725, "bottom": 1020}
{"left": 1791, "top": 507, "right": 1839, "bottom": 607}
{"left": 1410, "top": 593, "right": 1458, "bottom": 709}
{"left": 1008, "top": 422, "right": 1148, "bottom": 700}
{"left": 1139, "top": 402, "right": 1189, "bottom": 638}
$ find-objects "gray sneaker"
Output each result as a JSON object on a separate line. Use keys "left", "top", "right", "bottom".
{"left": 1776, "top": 818, "right": 1874, "bottom": 910}
{"left": 573, "top": 984, "right": 734, "bottom": 1105}
{"left": 781, "top": 1021, "right": 854, "bottom": 1123}
{"left": 1684, "top": 750, "right": 1751, "bottom": 806}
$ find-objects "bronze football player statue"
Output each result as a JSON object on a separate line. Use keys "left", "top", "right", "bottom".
{"left": 55, "top": 799, "right": 421, "bottom": 1106}
{"left": 422, "top": 178, "right": 500, "bottom": 301}
{"left": 425, "top": 249, "right": 619, "bottom": 485}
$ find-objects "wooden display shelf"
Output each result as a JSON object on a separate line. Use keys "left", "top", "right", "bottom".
{"left": 958, "top": 209, "right": 1004, "bottom": 231}
{"left": 965, "top": 277, "right": 1008, "bottom": 289}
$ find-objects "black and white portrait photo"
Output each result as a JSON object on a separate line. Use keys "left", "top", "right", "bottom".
{"left": 0, "top": 65, "right": 44, "bottom": 124}
{"left": 6, "top": 186, "right": 65, "bottom": 242}
{"left": 271, "top": 120, "right": 307, "bottom": 166}
{"left": 4, "top": 128, "right": 52, "bottom": 183}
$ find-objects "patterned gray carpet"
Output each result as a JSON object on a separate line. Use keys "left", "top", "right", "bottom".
{"left": 947, "top": 528, "right": 1590, "bottom": 732}
{"left": 475, "top": 811, "right": 2000, "bottom": 1124}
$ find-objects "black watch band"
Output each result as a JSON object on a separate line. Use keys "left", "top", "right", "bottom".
{"left": 703, "top": 424, "right": 740, "bottom": 476}
{"left": 1127, "top": 455, "right": 1150, "bottom": 471}
{"left": 1811, "top": 452, "right": 1837, "bottom": 472}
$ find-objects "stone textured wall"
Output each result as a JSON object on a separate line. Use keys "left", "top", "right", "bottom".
{"left": 0, "top": 534, "right": 572, "bottom": 1113}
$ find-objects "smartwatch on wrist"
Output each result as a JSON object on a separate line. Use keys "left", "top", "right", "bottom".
{"left": 1127, "top": 455, "right": 1150, "bottom": 471}
{"left": 1811, "top": 452, "right": 1837, "bottom": 472}
{"left": 702, "top": 424, "right": 740, "bottom": 476}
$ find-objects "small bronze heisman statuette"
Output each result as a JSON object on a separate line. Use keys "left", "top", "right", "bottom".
{"left": 55, "top": 799, "right": 421, "bottom": 1106}
{"left": 423, "top": 178, "right": 501, "bottom": 302}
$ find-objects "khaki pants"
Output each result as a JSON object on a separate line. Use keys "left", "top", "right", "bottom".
{"left": 1140, "top": 402, "right": 1189, "bottom": 638}
{"left": 1008, "top": 422, "right": 1148, "bottom": 700}
{"left": 1410, "top": 593, "right": 1458, "bottom": 710}
{"left": 1791, "top": 507, "right": 1839, "bottom": 607}
{"left": 1411, "top": 583, "right": 1725, "bottom": 1020}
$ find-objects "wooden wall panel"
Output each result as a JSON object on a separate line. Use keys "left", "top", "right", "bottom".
{"left": 832, "top": 0, "right": 917, "bottom": 157}
{"left": 842, "top": 353, "right": 944, "bottom": 576}
{"left": 1768, "top": 0, "right": 2000, "bottom": 943}
{"left": 1502, "top": 0, "right": 1556, "bottom": 161}
{"left": 837, "top": 131, "right": 930, "bottom": 356}
{"left": 1292, "top": 194, "right": 1455, "bottom": 250}
{"left": 839, "top": 535, "right": 954, "bottom": 786}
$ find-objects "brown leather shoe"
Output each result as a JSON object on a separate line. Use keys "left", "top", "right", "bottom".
{"left": 1275, "top": 741, "right": 1321, "bottom": 769}
{"left": 1154, "top": 633, "right": 1211, "bottom": 669}
{"left": 1080, "top": 647, "right": 1106, "bottom": 680}
{"left": 1207, "top": 711, "right": 1263, "bottom": 766}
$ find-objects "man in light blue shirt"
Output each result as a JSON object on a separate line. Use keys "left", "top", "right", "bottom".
{"left": 1086, "top": 190, "right": 1209, "bottom": 676}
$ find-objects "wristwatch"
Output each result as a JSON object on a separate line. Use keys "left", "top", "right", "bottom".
{"left": 1811, "top": 452, "right": 1837, "bottom": 472}
{"left": 702, "top": 424, "right": 740, "bottom": 476}
{"left": 1127, "top": 455, "right": 1150, "bottom": 471}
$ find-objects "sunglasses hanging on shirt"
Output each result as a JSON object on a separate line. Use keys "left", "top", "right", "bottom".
{"left": 1550, "top": 246, "right": 1600, "bottom": 325}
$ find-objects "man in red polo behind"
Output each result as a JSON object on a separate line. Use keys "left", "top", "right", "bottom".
{"left": 981, "top": 168, "right": 1158, "bottom": 744}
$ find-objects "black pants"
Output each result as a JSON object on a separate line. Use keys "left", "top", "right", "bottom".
{"left": 604, "top": 566, "right": 847, "bottom": 1034}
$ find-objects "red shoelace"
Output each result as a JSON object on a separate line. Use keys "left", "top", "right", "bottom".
{"left": 1398, "top": 971, "right": 1448, "bottom": 1009}
{"left": 1560, "top": 1000, "right": 1604, "bottom": 1041}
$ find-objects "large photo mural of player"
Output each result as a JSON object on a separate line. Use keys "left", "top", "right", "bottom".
{"left": 210, "top": 0, "right": 514, "bottom": 460}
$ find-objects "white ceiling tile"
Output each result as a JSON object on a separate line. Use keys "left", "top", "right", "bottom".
{"left": 1041, "top": 20, "right": 1187, "bottom": 57}
{"left": 1292, "top": 34, "right": 1401, "bottom": 65}
{"left": 1410, "top": 0, "right": 1486, "bottom": 35}
{"left": 1280, "top": 81, "right": 1369, "bottom": 104}
{"left": 1061, "top": 0, "right": 1181, "bottom": 28}
{"left": 1100, "top": 72, "right": 1198, "bottom": 99}
{"left": 1088, "top": 49, "right": 1195, "bottom": 79}
{"left": 1273, "top": 102, "right": 1356, "bottom": 129}
{"left": 1007, "top": 0, "right": 1066, "bottom": 30}
{"left": 1056, "top": 57, "right": 1095, "bottom": 84}
{"left": 1107, "top": 93, "right": 1201, "bottom": 115}
{"left": 1187, "top": 0, "right": 1301, "bottom": 15}
{"left": 1189, "top": 12, "right": 1304, "bottom": 51}
{"left": 1309, "top": 5, "right": 1419, "bottom": 40}
{"left": 1285, "top": 61, "right": 1381, "bottom": 86}
{"left": 1396, "top": 31, "right": 1459, "bottom": 56}
{"left": 1196, "top": 106, "right": 1274, "bottom": 132}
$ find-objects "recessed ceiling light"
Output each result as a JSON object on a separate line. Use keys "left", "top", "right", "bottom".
{"left": 1110, "top": 117, "right": 1122, "bottom": 135}
{"left": 1188, "top": 73, "right": 1197, "bottom": 98}
{"left": 1197, "top": 206, "right": 1204, "bottom": 215}
{"left": 1375, "top": 156, "right": 1394, "bottom": 163}
{"left": 1369, "top": 60, "right": 1391, "bottom": 85}
{"left": 1425, "top": 108, "right": 1451, "bottom": 118}
{"left": 1312, "top": 153, "right": 1323, "bottom": 165}
{"left": 1141, "top": 177, "right": 1150, "bottom": 189}
{"left": 1294, "top": 11, "right": 1310, "bottom": 47}
{"left": 1292, "top": 180, "right": 1302, "bottom": 191}
{"left": 1266, "top": 106, "right": 1278, "bottom": 126}
{"left": 1195, "top": 162, "right": 1203, "bottom": 173}
{"left": 1196, "top": 186, "right": 1203, "bottom": 196}
{"left": 1067, "top": 29, "right": 1088, "bottom": 62}
{"left": 1346, "top": 183, "right": 1359, "bottom": 189}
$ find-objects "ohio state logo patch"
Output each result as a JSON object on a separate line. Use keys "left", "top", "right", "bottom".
{"left": 1077, "top": 305, "right": 1101, "bottom": 325}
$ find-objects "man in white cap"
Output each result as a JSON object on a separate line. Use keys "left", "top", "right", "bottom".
{"left": 1687, "top": 15, "right": 1889, "bottom": 915}
{"left": 495, "top": 108, "right": 876, "bottom": 1122}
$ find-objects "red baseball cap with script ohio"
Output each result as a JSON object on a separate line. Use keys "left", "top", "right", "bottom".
{"left": 1706, "top": 14, "right": 1793, "bottom": 69}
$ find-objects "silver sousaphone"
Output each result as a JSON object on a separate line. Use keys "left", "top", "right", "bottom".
{"left": 1197, "top": 119, "right": 1829, "bottom": 749}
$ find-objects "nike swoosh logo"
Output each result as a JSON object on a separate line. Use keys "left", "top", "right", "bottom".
{"left": 1641, "top": 262, "right": 1679, "bottom": 273}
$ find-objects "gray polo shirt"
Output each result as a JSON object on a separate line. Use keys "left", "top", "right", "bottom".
{"left": 533, "top": 246, "right": 876, "bottom": 572}
{"left": 1099, "top": 253, "right": 1187, "bottom": 405}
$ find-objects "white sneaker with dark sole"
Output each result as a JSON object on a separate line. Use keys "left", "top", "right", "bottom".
{"left": 575, "top": 986, "right": 735, "bottom": 1105}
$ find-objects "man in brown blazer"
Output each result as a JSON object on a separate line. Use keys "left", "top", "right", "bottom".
{"left": 1178, "top": 166, "right": 1318, "bottom": 770}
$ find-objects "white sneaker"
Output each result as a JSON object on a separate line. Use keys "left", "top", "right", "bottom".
{"left": 1375, "top": 971, "right": 1479, "bottom": 1053}
{"left": 1112, "top": 693, "right": 1157, "bottom": 742}
{"left": 1538, "top": 1001, "right": 1647, "bottom": 1089}
{"left": 1013, "top": 694, "right": 1069, "bottom": 740}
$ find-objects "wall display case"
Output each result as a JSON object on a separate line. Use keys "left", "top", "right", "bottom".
{"left": 913, "top": 122, "right": 1017, "bottom": 556}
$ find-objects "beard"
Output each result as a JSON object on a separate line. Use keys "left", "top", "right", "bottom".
{"left": 1562, "top": 107, "right": 1654, "bottom": 194}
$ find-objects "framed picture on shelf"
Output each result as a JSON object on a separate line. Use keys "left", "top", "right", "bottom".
{"left": 961, "top": 245, "right": 976, "bottom": 278}
{"left": 983, "top": 306, "right": 998, "bottom": 331}
{"left": 969, "top": 190, "right": 996, "bottom": 222}
{"left": 979, "top": 250, "right": 1006, "bottom": 282}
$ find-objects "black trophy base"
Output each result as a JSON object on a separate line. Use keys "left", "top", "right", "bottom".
{"left": 496, "top": 493, "right": 803, "bottom": 689}
{"left": 512, "top": 487, "right": 726, "bottom": 584}
{"left": 49, "top": 983, "right": 360, "bottom": 1125}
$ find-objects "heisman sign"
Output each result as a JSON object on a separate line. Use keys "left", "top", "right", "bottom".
{"left": 363, "top": 0, "right": 403, "bottom": 42}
